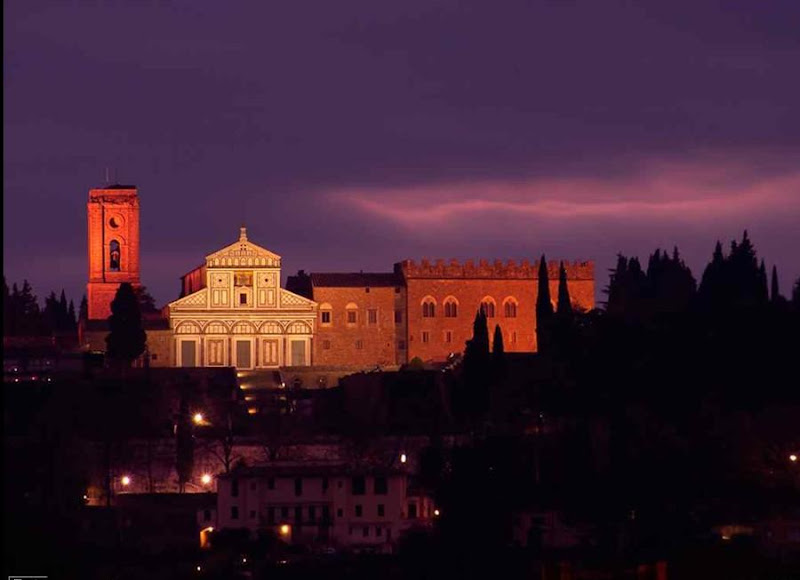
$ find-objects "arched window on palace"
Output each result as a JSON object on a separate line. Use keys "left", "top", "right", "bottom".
{"left": 109, "top": 240, "right": 121, "bottom": 271}
{"left": 503, "top": 297, "right": 518, "bottom": 318}
{"left": 481, "top": 297, "right": 496, "bottom": 318}
{"left": 422, "top": 297, "right": 436, "bottom": 318}
{"left": 443, "top": 297, "right": 458, "bottom": 318}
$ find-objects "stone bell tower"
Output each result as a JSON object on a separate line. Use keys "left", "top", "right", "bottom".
{"left": 86, "top": 185, "right": 141, "bottom": 320}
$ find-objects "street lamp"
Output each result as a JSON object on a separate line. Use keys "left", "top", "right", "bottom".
{"left": 791, "top": 454, "right": 797, "bottom": 463}
{"left": 121, "top": 475, "right": 131, "bottom": 487}
{"left": 400, "top": 453, "right": 407, "bottom": 464}
{"left": 201, "top": 473, "right": 213, "bottom": 485}
{"left": 193, "top": 412, "right": 204, "bottom": 425}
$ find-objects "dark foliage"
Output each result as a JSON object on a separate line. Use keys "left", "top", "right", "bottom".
{"left": 105, "top": 282, "right": 147, "bottom": 364}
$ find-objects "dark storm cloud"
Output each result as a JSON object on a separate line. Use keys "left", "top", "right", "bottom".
{"left": 4, "top": 0, "right": 799, "bottom": 306}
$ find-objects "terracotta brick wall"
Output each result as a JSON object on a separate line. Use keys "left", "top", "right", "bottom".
{"left": 401, "top": 259, "right": 594, "bottom": 361}
{"left": 311, "top": 285, "right": 405, "bottom": 367}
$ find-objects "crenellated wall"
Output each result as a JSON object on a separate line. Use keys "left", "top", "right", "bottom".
{"left": 397, "top": 258, "right": 594, "bottom": 280}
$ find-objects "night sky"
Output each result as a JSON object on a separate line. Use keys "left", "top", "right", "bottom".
{"left": 5, "top": 1, "right": 799, "bottom": 308}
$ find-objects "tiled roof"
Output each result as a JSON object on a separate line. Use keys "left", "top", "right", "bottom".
{"left": 310, "top": 272, "right": 402, "bottom": 288}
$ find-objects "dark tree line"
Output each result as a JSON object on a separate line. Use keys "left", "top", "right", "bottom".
{"left": 3, "top": 276, "right": 78, "bottom": 336}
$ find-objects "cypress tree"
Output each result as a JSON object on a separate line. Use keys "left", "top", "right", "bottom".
{"left": 557, "top": 261, "right": 573, "bottom": 317}
{"left": 770, "top": 266, "right": 780, "bottom": 303}
{"left": 2, "top": 277, "right": 10, "bottom": 336}
{"left": 59, "top": 290, "right": 69, "bottom": 331}
{"left": 68, "top": 300, "right": 77, "bottom": 330}
{"left": 79, "top": 295, "right": 88, "bottom": 322}
{"left": 758, "top": 260, "right": 769, "bottom": 305}
{"left": 536, "top": 255, "right": 554, "bottom": 351}
{"left": 105, "top": 282, "right": 147, "bottom": 365}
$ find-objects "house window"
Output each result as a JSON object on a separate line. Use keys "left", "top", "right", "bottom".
{"left": 355, "top": 340, "right": 364, "bottom": 350}
{"left": 355, "top": 505, "right": 363, "bottom": 517}
{"left": 504, "top": 299, "right": 518, "bottom": 318}
{"left": 367, "top": 309, "right": 378, "bottom": 325}
{"left": 378, "top": 504, "right": 385, "bottom": 517}
{"left": 422, "top": 332, "right": 430, "bottom": 344}
{"left": 352, "top": 476, "right": 366, "bottom": 495}
{"left": 407, "top": 503, "right": 417, "bottom": 519}
{"left": 374, "top": 476, "right": 388, "bottom": 495}
{"left": 281, "top": 506, "right": 288, "bottom": 519}
{"left": 376, "top": 526, "right": 383, "bottom": 536}
{"left": 394, "top": 310, "right": 403, "bottom": 324}
{"left": 323, "top": 340, "right": 331, "bottom": 350}
{"left": 231, "top": 506, "right": 239, "bottom": 520}
{"left": 346, "top": 307, "right": 358, "bottom": 325}
{"left": 268, "top": 477, "right": 275, "bottom": 490}
{"left": 322, "top": 477, "right": 329, "bottom": 492}
{"left": 295, "top": 506, "right": 302, "bottom": 523}
{"left": 309, "top": 506, "right": 316, "bottom": 522}
{"left": 268, "top": 507, "right": 275, "bottom": 524}
{"left": 231, "top": 479, "right": 239, "bottom": 497}
{"left": 422, "top": 299, "right": 436, "bottom": 317}
{"left": 337, "top": 508, "right": 343, "bottom": 518}
{"left": 444, "top": 331, "right": 453, "bottom": 343}
{"left": 444, "top": 298, "right": 458, "bottom": 317}
{"left": 294, "top": 477, "right": 303, "bottom": 496}
{"left": 363, "top": 526, "right": 369, "bottom": 537}
{"left": 323, "top": 505, "right": 330, "bottom": 521}
{"left": 481, "top": 299, "right": 496, "bottom": 318}
{"left": 321, "top": 311, "right": 331, "bottom": 324}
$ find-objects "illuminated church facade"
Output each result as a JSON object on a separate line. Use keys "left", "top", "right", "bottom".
{"left": 81, "top": 185, "right": 595, "bottom": 373}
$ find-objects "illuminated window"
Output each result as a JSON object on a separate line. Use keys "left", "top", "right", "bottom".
{"left": 320, "top": 303, "right": 332, "bottom": 325}
{"left": 444, "top": 297, "right": 458, "bottom": 317}
{"left": 503, "top": 297, "right": 518, "bottom": 318}
{"left": 321, "top": 311, "right": 331, "bottom": 324}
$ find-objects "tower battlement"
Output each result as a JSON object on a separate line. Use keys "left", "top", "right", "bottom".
{"left": 396, "top": 258, "right": 594, "bottom": 280}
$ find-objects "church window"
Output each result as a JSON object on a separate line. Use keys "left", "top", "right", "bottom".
{"left": 208, "top": 339, "right": 225, "bottom": 365}
{"left": 367, "top": 309, "right": 378, "bottom": 325}
{"left": 444, "top": 297, "right": 458, "bottom": 318}
{"left": 422, "top": 298, "right": 436, "bottom": 318}
{"left": 109, "top": 240, "right": 121, "bottom": 271}
{"left": 234, "top": 271, "right": 253, "bottom": 286}
{"left": 481, "top": 298, "right": 496, "bottom": 318}
{"left": 503, "top": 297, "right": 518, "bottom": 318}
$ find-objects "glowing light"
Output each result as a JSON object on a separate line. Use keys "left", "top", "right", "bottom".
{"left": 201, "top": 473, "right": 212, "bottom": 485}
{"left": 242, "top": 557, "right": 247, "bottom": 564}
{"left": 400, "top": 453, "right": 407, "bottom": 464}
{"left": 247, "top": 407, "right": 258, "bottom": 415}
{"left": 83, "top": 494, "right": 89, "bottom": 500}
{"left": 434, "top": 509, "right": 440, "bottom": 516}
{"left": 193, "top": 413, "right": 204, "bottom": 425}
{"left": 196, "top": 565, "right": 202, "bottom": 572}
{"left": 280, "top": 524, "right": 290, "bottom": 536}
{"left": 121, "top": 475, "right": 131, "bottom": 486}
{"left": 791, "top": 454, "right": 797, "bottom": 462}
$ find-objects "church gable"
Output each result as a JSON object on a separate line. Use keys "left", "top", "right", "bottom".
{"left": 280, "top": 288, "right": 317, "bottom": 310}
{"left": 169, "top": 287, "right": 208, "bottom": 310}
{"left": 205, "top": 227, "right": 281, "bottom": 268}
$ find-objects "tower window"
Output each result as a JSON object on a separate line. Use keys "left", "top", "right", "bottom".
{"left": 109, "top": 240, "right": 121, "bottom": 271}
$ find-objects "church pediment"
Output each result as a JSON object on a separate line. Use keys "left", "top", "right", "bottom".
{"left": 205, "top": 227, "right": 281, "bottom": 268}
{"left": 169, "top": 287, "right": 208, "bottom": 309}
{"left": 280, "top": 288, "right": 316, "bottom": 309}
